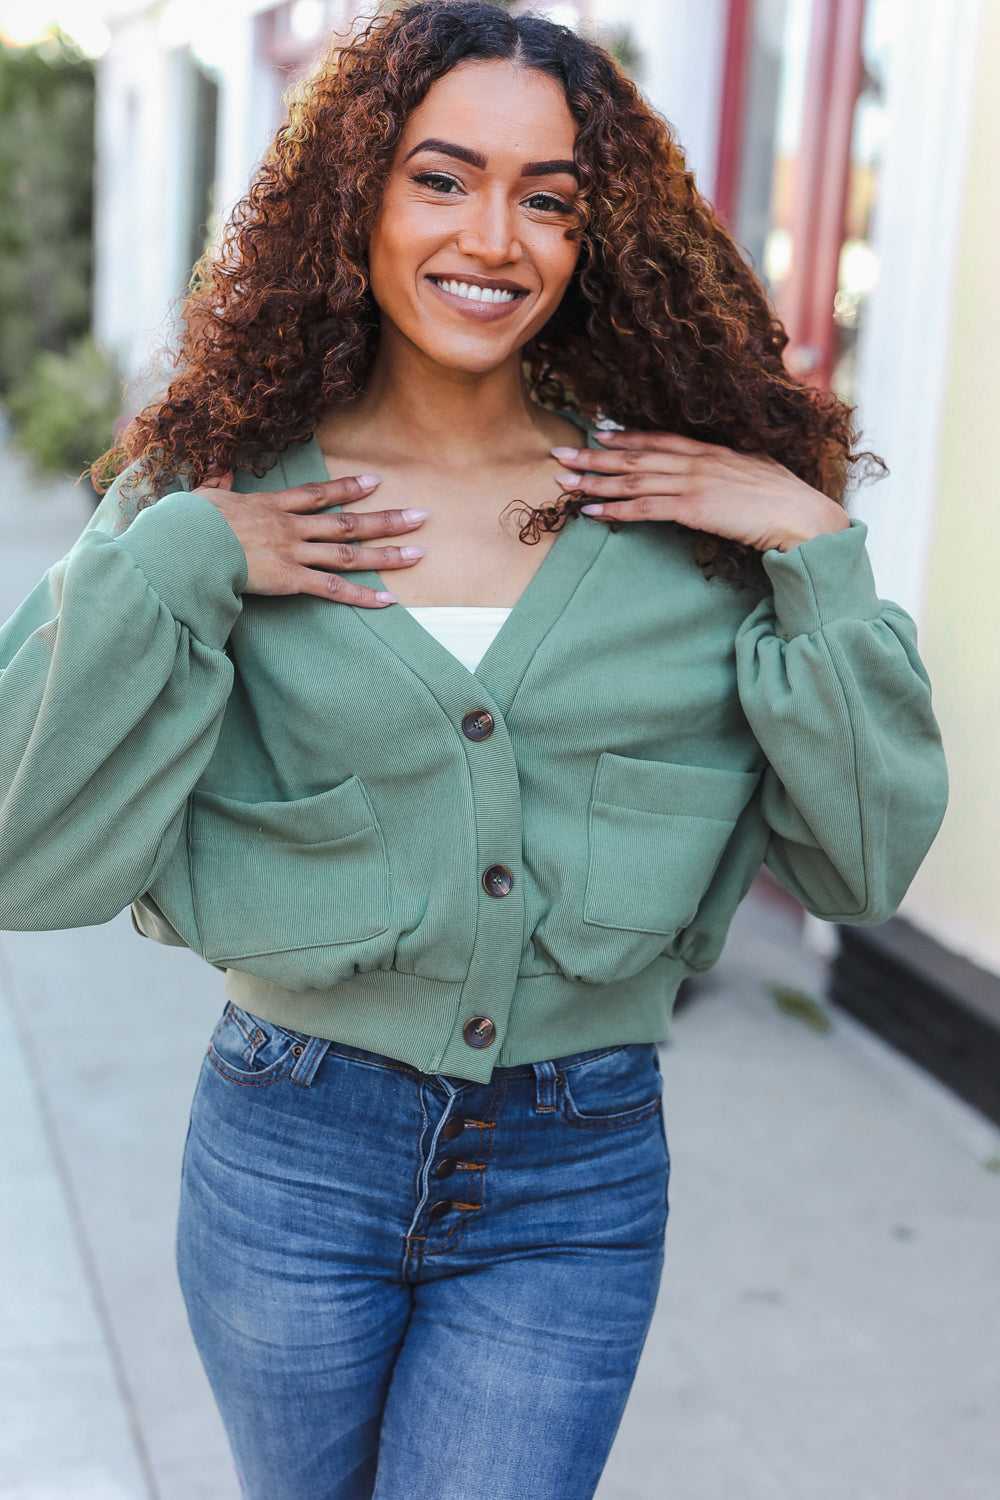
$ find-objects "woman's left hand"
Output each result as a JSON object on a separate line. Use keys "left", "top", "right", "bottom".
{"left": 551, "top": 431, "right": 850, "bottom": 554}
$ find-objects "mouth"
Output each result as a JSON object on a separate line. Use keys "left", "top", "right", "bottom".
{"left": 426, "top": 274, "right": 530, "bottom": 310}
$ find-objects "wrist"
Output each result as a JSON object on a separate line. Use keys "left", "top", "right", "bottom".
{"left": 774, "top": 499, "right": 850, "bottom": 553}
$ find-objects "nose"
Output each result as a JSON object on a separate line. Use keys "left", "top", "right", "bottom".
{"left": 456, "top": 187, "right": 523, "bottom": 268}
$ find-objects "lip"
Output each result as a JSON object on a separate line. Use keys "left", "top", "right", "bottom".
{"left": 425, "top": 274, "right": 529, "bottom": 321}
{"left": 428, "top": 272, "right": 530, "bottom": 293}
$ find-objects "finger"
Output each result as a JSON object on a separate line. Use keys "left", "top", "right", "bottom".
{"left": 579, "top": 495, "right": 692, "bottom": 524}
{"left": 594, "top": 431, "right": 714, "bottom": 456}
{"left": 296, "top": 506, "right": 430, "bottom": 541}
{"left": 293, "top": 568, "right": 400, "bottom": 607}
{"left": 550, "top": 446, "right": 691, "bottom": 475}
{"left": 282, "top": 474, "right": 383, "bottom": 514}
{"left": 554, "top": 469, "right": 689, "bottom": 499}
{"left": 294, "top": 542, "right": 426, "bottom": 572}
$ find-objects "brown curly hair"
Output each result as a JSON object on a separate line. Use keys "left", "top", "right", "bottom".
{"left": 95, "top": 0, "right": 880, "bottom": 585}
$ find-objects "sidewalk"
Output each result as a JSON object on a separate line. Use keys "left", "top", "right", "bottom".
{"left": 2, "top": 442, "right": 999, "bottom": 1500}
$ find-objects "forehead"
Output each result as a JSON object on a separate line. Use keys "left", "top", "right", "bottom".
{"left": 397, "top": 60, "right": 577, "bottom": 158}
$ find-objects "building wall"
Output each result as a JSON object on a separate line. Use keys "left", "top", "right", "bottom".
{"left": 896, "top": 0, "right": 1000, "bottom": 976}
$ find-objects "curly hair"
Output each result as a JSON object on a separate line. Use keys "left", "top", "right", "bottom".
{"left": 95, "top": 0, "right": 880, "bottom": 585}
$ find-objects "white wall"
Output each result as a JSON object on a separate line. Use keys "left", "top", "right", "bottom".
{"left": 850, "top": 0, "right": 984, "bottom": 620}
{"left": 592, "top": 0, "right": 728, "bottom": 196}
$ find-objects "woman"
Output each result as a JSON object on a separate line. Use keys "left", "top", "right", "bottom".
{"left": 0, "top": 3, "right": 946, "bottom": 1497}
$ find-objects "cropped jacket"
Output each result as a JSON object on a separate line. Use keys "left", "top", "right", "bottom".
{"left": 0, "top": 426, "right": 948, "bottom": 1081}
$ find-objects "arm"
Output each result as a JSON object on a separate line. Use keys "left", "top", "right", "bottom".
{"left": 551, "top": 432, "right": 948, "bottom": 922}
{"left": 0, "top": 483, "right": 247, "bottom": 930}
{"left": 0, "top": 462, "right": 432, "bottom": 932}
{"left": 735, "top": 523, "right": 947, "bottom": 922}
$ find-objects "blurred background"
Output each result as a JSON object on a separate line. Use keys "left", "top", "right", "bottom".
{"left": 1, "top": 3, "right": 998, "bottom": 1498}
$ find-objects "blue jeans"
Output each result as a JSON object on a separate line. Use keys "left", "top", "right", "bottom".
{"left": 176, "top": 1002, "right": 670, "bottom": 1500}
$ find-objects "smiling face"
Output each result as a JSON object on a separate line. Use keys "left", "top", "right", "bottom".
{"left": 366, "top": 59, "right": 582, "bottom": 377}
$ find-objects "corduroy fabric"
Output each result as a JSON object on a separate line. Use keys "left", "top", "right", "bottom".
{"left": 0, "top": 425, "right": 948, "bottom": 1082}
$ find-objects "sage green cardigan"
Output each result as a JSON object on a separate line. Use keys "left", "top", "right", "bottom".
{"left": 0, "top": 427, "right": 947, "bottom": 1081}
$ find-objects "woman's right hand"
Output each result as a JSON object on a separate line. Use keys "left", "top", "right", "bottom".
{"left": 194, "top": 472, "right": 426, "bottom": 606}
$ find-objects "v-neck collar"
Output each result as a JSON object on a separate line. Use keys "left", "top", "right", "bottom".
{"left": 278, "top": 418, "right": 611, "bottom": 718}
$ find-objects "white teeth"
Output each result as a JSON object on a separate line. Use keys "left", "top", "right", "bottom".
{"left": 434, "top": 278, "right": 516, "bottom": 304}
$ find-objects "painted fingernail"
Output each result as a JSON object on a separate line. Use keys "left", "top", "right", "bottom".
{"left": 580, "top": 503, "right": 604, "bottom": 515}
{"left": 357, "top": 474, "right": 382, "bottom": 487}
{"left": 550, "top": 447, "right": 579, "bottom": 460}
{"left": 554, "top": 471, "right": 582, "bottom": 486}
{"left": 400, "top": 546, "right": 425, "bottom": 560}
{"left": 376, "top": 591, "right": 399, "bottom": 603}
{"left": 402, "top": 508, "right": 430, "bottom": 522}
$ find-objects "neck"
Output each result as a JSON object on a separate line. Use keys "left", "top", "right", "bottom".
{"left": 318, "top": 328, "right": 550, "bottom": 466}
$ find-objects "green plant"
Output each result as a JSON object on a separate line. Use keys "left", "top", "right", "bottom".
{"left": 0, "top": 34, "right": 96, "bottom": 396}
{"left": 7, "top": 337, "right": 122, "bottom": 478}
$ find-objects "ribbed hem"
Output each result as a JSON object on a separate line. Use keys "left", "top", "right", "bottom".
{"left": 117, "top": 491, "right": 248, "bottom": 647}
{"left": 225, "top": 959, "right": 685, "bottom": 1083}
{"left": 763, "top": 519, "right": 880, "bottom": 639}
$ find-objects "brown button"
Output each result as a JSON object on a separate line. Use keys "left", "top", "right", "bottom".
{"left": 291, "top": 1045, "right": 304, "bottom": 1058}
{"left": 482, "top": 864, "right": 513, "bottom": 897}
{"left": 463, "top": 1016, "right": 496, "bottom": 1049}
{"left": 433, "top": 1157, "right": 457, "bottom": 1179}
{"left": 428, "top": 1199, "right": 453, "bottom": 1220}
{"left": 441, "top": 1117, "right": 466, "bottom": 1141}
{"left": 462, "top": 710, "right": 494, "bottom": 742}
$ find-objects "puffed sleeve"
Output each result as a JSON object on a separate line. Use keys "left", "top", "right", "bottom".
{"left": 735, "top": 520, "right": 947, "bottom": 924}
{"left": 0, "top": 470, "right": 248, "bottom": 930}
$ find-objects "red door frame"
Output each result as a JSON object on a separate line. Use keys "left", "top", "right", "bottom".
{"left": 714, "top": 0, "right": 866, "bottom": 388}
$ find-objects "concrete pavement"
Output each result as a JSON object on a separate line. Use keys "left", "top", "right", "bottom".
{"left": 2, "top": 439, "right": 999, "bottom": 1499}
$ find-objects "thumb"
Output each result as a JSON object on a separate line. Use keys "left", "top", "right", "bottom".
{"left": 200, "top": 469, "right": 234, "bottom": 491}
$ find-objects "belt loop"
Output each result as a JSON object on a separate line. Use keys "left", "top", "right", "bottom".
{"left": 291, "top": 1034, "right": 332, "bottom": 1088}
{"left": 532, "top": 1059, "right": 559, "bottom": 1112}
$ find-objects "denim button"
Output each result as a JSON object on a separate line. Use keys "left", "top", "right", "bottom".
{"left": 428, "top": 1199, "right": 453, "bottom": 1220}
{"left": 441, "top": 1117, "right": 466, "bottom": 1140}
{"left": 462, "top": 710, "right": 494, "bottom": 741}
{"left": 434, "top": 1157, "right": 457, "bottom": 1179}
{"left": 482, "top": 864, "right": 513, "bottom": 897}
{"left": 463, "top": 1017, "right": 496, "bottom": 1049}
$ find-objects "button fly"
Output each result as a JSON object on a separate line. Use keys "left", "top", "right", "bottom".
{"left": 441, "top": 1117, "right": 466, "bottom": 1140}
{"left": 433, "top": 1157, "right": 457, "bottom": 1179}
{"left": 482, "top": 864, "right": 513, "bottom": 897}
{"left": 463, "top": 1016, "right": 496, "bottom": 1049}
{"left": 462, "top": 710, "right": 494, "bottom": 741}
{"left": 428, "top": 1199, "right": 453, "bottom": 1221}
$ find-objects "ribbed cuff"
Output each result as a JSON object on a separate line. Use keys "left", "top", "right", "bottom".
{"left": 762, "top": 519, "right": 880, "bottom": 638}
{"left": 116, "top": 490, "right": 248, "bottom": 648}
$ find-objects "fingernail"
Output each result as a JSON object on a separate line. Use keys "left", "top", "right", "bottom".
{"left": 358, "top": 474, "right": 382, "bottom": 487}
{"left": 550, "top": 447, "right": 579, "bottom": 461}
{"left": 400, "top": 546, "right": 425, "bottom": 560}
{"left": 376, "top": 590, "right": 399, "bottom": 603}
{"left": 580, "top": 503, "right": 604, "bottom": 515}
{"left": 402, "top": 508, "right": 430, "bottom": 522}
{"left": 554, "top": 471, "right": 581, "bottom": 486}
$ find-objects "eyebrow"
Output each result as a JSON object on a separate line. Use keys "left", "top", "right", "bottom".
{"left": 403, "top": 138, "right": 579, "bottom": 181}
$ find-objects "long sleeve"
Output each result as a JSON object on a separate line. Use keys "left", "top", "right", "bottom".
{"left": 735, "top": 520, "right": 947, "bottom": 924}
{"left": 0, "top": 481, "right": 248, "bottom": 930}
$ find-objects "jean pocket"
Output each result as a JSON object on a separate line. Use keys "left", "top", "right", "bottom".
{"left": 206, "top": 1002, "right": 311, "bottom": 1086}
{"left": 558, "top": 1043, "right": 664, "bottom": 1130}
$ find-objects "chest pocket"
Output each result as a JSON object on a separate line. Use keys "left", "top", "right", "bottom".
{"left": 189, "top": 776, "right": 391, "bottom": 966}
{"left": 577, "top": 753, "right": 759, "bottom": 981}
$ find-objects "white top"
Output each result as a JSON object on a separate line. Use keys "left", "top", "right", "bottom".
{"left": 404, "top": 605, "right": 512, "bottom": 674}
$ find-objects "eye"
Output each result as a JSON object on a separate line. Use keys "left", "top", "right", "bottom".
{"left": 524, "top": 191, "right": 575, "bottom": 215}
{"left": 412, "top": 171, "right": 462, "bottom": 195}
